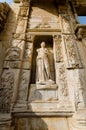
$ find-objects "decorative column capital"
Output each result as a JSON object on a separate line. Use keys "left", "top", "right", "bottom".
{"left": 75, "top": 24, "right": 86, "bottom": 40}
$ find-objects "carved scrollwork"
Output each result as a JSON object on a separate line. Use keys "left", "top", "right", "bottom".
{"left": 54, "top": 35, "right": 63, "bottom": 62}
{"left": 20, "top": 0, "right": 31, "bottom": 6}
{"left": 26, "top": 34, "right": 34, "bottom": 42}
{"left": 6, "top": 47, "right": 21, "bottom": 60}
{"left": 16, "top": 18, "right": 27, "bottom": 34}
{"left": 17, "top": 70, "right": 30, "bottom": 101}
{"left": 0, "top": 69, "right": 14, "bottom": 113}
{"left": 63, "top": 35, "right": 82, "bottom": 69}
{"left": 13, "top": 33, "right": 26, "bottom": 40}
{"left": 35, "top": 23, "right": 51, "bottom": 29}
{"left": 75, "top": 25, "right": 86, "bottom": 40}
{"left": 61, "top": 14, "right": 71, "bottom": 33}
{"left": 19, "top": 7, "right": 29, "bottom": 17}
{"left": 55, "top": 62, "right": 68, "bottom": 99}
{"left": 24, "top": 42, "right": 33, "bottom": 61}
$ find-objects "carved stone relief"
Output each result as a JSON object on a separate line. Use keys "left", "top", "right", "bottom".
{"left": 67, "top": 69, "right": 85, "bottom": 110}
{"left": 13, "top": 33, "right": 26, "bottom": 40}
{"left": 17, "top": 70, "right": 30, "bottom": 102}
{"left": 55, "top": 63, "right": 68, "bottom": 100}
{"left": 5, "top": 40, "right": 25, "bottom": 60}
{"left": 19, "top": 7, "right": 29, "bottom": 17}
{"left": 62, "top": 15, "right": 71, "bottom": 33}
{"left": 0, "top": 69, "right": 14, "bottom": 113}
{"left": 20, "top": 41, "right": 33, "bottom": 69}
{"left": 24, "top": 42, "right": 33, "bottom": 61}
{"left": 16, "top": 18, "right": 27, "bottom": 34}
{"left": 20, "top": 0, "right": 30, "bottom": 6}
{"left": 75, "top": 26, "right": 86, "bottom": 41}
{"left": 61, "top": 14, "right": 71, "bottom": 33}
{"left": 76, "top": 69, "right": 86, "bottom": 109}
{"left": 0, "top": 68, "right": 20, "bottom": 112}
{"left": 4, "top": 61, "right": 21, "bottom": 69}
{"left": 63, "top": 35, "right": 82, "bottom": 69}
{"left": 59, "top": 6, "right": 68, "bottom": 14}
{"left": 6, "top": 47, "right": 20, "bottom": 60}
{"left": 68, "top": 4, "right": 77, "bottom": 28}
{"left": 0, "top": 41, "right": 5, "bottom": 77}
{"left": 26, "top": 34, "right": 34, "bottom": 42}
{"left": 59, "top": 6, "right": 71, "bottom": 33}
{"left": 53, "top": 35, "right": 63, "bottom": 62}
{"left": 53, "top": 35, "right": 68, "bottom": 99}
{"left": 28, "top": 7, "right": 59, "bottom": 30}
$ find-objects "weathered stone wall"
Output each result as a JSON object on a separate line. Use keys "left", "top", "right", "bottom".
{"left": 0, "top": 2, "right": 10, "bottom": 32}
{"left": 0, "top": 3, "right": 20, "bottom": 130}
{"left": 0, "top": 2, "right": 10, "bottom": 78}
{"left": 0, "top": 1, "right": 86, "bottom": 130}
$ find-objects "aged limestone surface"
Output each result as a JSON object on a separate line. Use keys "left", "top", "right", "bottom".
{"left": 0, "top": 0, "right": 86, "bottom": 130}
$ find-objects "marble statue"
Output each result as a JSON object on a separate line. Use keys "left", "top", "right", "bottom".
{"left": 36, "top": 42, "right": 54, "bottom": 85}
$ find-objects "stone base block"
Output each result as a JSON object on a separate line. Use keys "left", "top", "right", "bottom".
{"left": 29, "top": 84, "right": 58, "bottom": 101}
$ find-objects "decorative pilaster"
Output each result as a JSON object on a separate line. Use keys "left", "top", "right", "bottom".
{"left": 53, "top": 35, "right": 69, "bottom": 100}
{"left": 0, "top": 0, "right": 31, "bottom": 113}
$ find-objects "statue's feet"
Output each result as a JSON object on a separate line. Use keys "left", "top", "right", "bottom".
{"left": 36, "top": 79, "right": 55, "bottom": 85}
{"left": 36, "top": 81, "right": 46, "bottom": 85}
{"left": 46, "top": 79, "right": 55, "bottom": 85}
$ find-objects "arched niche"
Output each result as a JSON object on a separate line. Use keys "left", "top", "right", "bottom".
{"left": 30, "top": 35, "right": 55, "bottom": 84}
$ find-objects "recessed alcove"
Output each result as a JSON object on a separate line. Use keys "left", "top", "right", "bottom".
{"left": 30, "top": 35, "right": 55, "bottom": 84}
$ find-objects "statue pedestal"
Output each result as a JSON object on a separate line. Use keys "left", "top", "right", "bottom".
{"left": 27, "top": 84, "right": 74, "bottom": 113}
{"left": 29, "top": 84, "right": 58, "bottom": 101}
{"left": 13, "top": 84, "right": 74, "bottom": 116}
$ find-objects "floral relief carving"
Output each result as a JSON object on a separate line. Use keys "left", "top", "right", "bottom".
{"left": 24, "top": 42, "right": 33, "bottom": 61}
{"left": 17, "top": 70, "right": 30, "bottom": 101}
{"left": 19, "top": 7, "right": 29, "bottom": 17}
{"left": 61, "top": 14, "right": 71, "bottom": 33}
{"left": 0, "top": 69, "right": 14, "bottom": 113}
{"left": 58, "top": 64, "right": 68, "bottom": 97}
{"left": 63, "top": 35, "right": 82, "bottom": 68}
{"left": 6, "top": 47, "right": 21, "bottom": 60}
{"left": 16, "top": 18, "right": 27, "bottom": 34}
{"left": 54, "top": 35, "right": 63, "bottom": 62}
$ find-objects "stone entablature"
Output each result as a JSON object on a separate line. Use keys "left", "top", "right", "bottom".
{"left": 13, "top": 0, "right": 86, "bottom": 15}
{"left": 0, "top": 2, "right": 10, "bottom": 32}
{"left": 14, "top": 0, "right": 66, "bottom": 4}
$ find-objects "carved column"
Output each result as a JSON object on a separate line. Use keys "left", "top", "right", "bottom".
{"left": 58, "top": 6, "right": 86, "bottom": 129}
{"left": 12, "top": 1, "right": 32, "bottom": 109}
{"left": 0, "top": 0, "right": 31, "bottom": 112}
{"left": 72, "top": 25, "right": 86, "bottom": 129}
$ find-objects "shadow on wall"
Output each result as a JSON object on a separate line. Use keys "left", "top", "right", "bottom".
{"left": 16, "top": 117, "right": 48, "bottom": 130}
{"left": 14, "top": 88, "right": 48, "bottom": 130}
{"left": 31, "top": 0, "right": 58, "bottom": 16}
